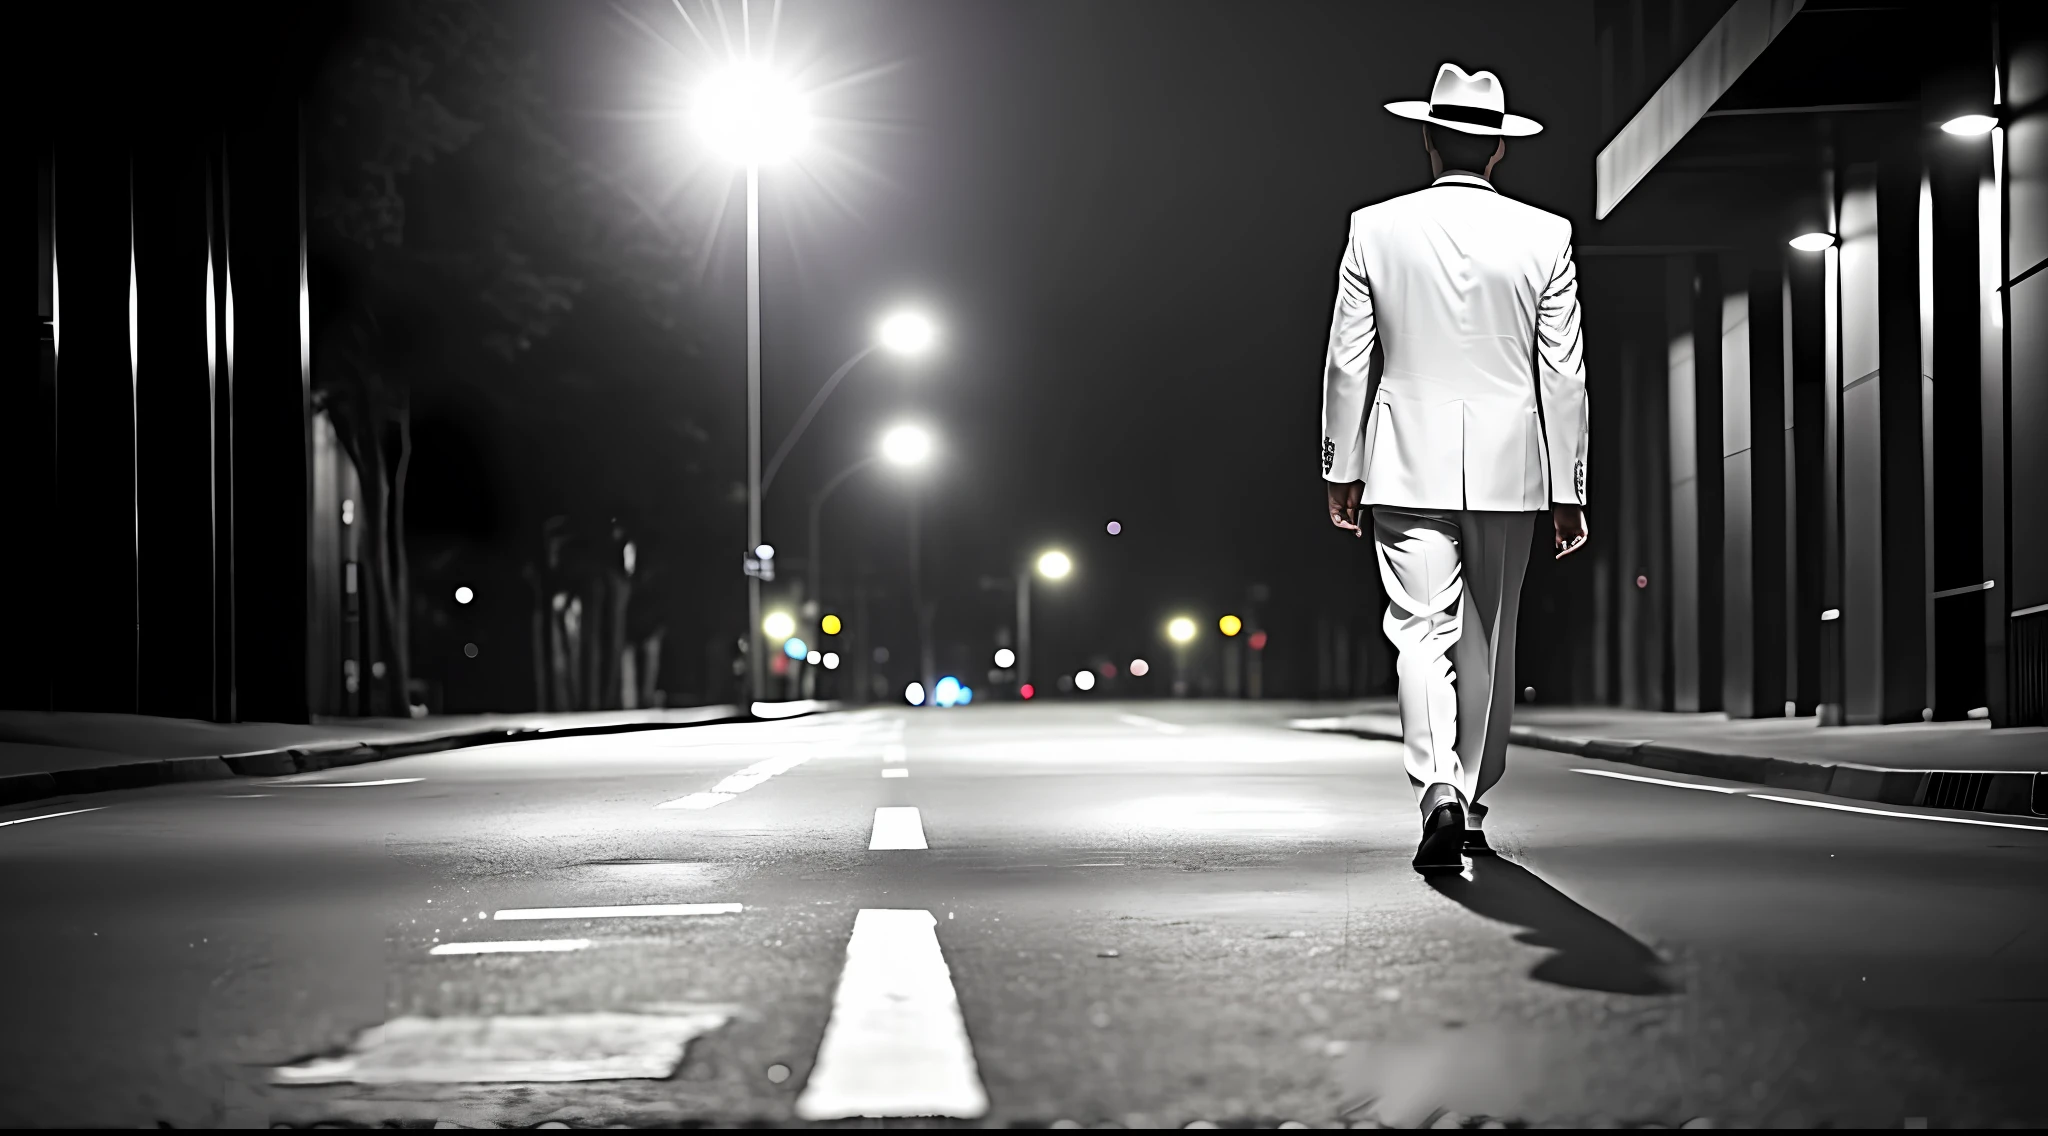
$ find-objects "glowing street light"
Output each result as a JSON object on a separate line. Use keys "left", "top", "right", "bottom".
{"left": 454, "top": 586, "right": 475, "bottom": 605}
{"left": 882, "top": 424, "right": 934, "bottom": 466}
{"left": 1788, "top": 232, "right": 1835, "bottom": 252}
{"left": 821, "top": 613, "right": 843, "bottom": 636}
{"left": 1168, "top": 617, "right": 1197, "bottom": 644}
{"left": 763, "top": 611, "right": 796, "bottom": 641}
{"left": 994, "top": 647, "right": 1016, "bottom": 669}
{"left": 878, "top": 310, "right": 938, "bottom": 356}
{"left": 1130, "top": 658, "right": 1150, "bottom": 677}
{"left": 823, "top": 652, "right": 841, "bottom": 670}
{"left": 694, "top": 63, "right": 811, "bottom": 166}
{"left": 1940, "top": 114, "right": 1997, "bottom": 136}
{"left": 1219, "top": 614, "right": 1243, "bottom": 637}
{"left": 905, "top": 681, "right": 926, "bottom": 706}
{"left": 1037, "top": 551, "right": 1072, "bottom": 579}
{"left": 1075, "top": 670, "right": 1097, "bottom": 692}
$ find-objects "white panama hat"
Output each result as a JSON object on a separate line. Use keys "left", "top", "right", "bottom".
{"left": 1385, "top": 62, "right": 1543, "bottom": 138}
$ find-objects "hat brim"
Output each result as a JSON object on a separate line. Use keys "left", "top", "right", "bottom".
{"left": 1385, "top": 100, "right": 1543, "bottom": 137}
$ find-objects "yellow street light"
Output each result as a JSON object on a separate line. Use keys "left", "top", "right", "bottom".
{"left": 821, "top": 613, "right": 843, "bottom": 636}
{"left": 763, "top": 611, "right": 796, "bottom": 640}
{"left": 1167, "top": 616, "right": 1197, "bottom": 644}
{"left": 1219, "top": 614, "right": 1243, "bottom": 637}
{"left": 1036, "top": 550, "right": 1072, "bottom": 579}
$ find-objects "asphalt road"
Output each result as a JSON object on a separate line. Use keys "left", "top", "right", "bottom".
{"left": 1, "top": 703, "right": 2042, "bottom": 1129}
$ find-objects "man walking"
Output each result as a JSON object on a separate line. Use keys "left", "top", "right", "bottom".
{"left": 1319, "top": 63, "right": 1589, "bottom": 874}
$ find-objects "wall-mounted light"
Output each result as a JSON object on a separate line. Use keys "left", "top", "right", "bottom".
{"left": 1788, "top": 232, "right": 1836, "bottom": 252}
{"left": 1939, "top": 114, "right": 1997, "bottom": 137}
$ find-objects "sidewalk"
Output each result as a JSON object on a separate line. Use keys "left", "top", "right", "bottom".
{"left": 1292, "top": 700, "right": 2048, "bottom": 819}
{"left": 0, "top": 703, "right": 839, "bottom": 808}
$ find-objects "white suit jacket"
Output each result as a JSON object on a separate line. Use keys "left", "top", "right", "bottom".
{"left": 1319, "top": 171, "right": 1587, "bottom": 510}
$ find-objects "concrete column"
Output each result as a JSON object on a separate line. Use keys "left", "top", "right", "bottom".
{"left": 224, "top": 106, "right": 313, "bottom": 723}
{"left": 1667, "top": 254, "right": 1723, "bottom": 711}
{"left": 1723, "top": 259, "right": 1789, "bottom": 718}
{"left": 1786, "top": 251, "right": 1829, "bottom": 715}
{"left": 1838, "top": 163, "right": 1887, "bottom": 723}
{"left": 50, "top": 141, "right": 141, "bottom": 713}
{"left": 1999, "top": 5, "right": 2048, "bottom": 725}
{"left": 133, "top": 136, "right": 222, "bottom": 721}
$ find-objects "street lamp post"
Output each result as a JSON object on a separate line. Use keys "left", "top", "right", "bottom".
{"left": 694, "top": 62, "right": 810, "bottom": 707}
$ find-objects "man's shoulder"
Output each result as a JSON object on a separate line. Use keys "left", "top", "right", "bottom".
{"left": 1350, "top": 185, "right": 1569, "bottom": 224}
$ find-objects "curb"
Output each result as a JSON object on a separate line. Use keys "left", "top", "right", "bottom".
{"left": 0, "top": 702, "right": 844, "bottom": 810}
{"left": 1303, "top": 719, "right": 2047, "bottom": 820}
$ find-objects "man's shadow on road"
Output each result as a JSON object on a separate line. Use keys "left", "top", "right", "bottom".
{"left": 1428, "top": 857, "right": 1676, "bottom": 995}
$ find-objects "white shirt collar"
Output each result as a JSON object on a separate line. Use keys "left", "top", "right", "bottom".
{"left": 1431, "top": 171, "right": 1498, "bottom": 192}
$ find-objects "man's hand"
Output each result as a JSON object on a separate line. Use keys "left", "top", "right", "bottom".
{"left": 1327, "top": 481, "right": 1365, "bottom": 538}
{"left": 1553, "top": 503, "right": 1588, "bottom": 559}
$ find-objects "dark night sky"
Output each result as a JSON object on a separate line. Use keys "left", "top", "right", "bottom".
{"left": 419, "top": 0, "right": 1598, "bottom": 692}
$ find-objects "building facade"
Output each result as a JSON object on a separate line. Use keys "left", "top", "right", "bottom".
{"left": 1571, "top": 0, "right": 2044, "bottom": 725}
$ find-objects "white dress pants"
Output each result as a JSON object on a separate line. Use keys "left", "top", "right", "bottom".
{"left": 1370, "top": 507, "right": 1535, "bottom": 808}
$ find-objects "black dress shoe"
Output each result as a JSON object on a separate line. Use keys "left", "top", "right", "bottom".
{"left": 1412, "top": 786, "right": 1466, "bottom": 875}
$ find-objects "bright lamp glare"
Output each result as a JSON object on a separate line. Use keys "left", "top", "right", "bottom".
{"left": 783, "top": 637, "right": 809, "bottom": 660}
{"left": 1074, "top": 670, "right": 1096, "bottom": 692}
{"left": 878, "top": 311, "right": 937, "bottom": 355}
{"left": 993, "top": 647, "right": 1016, "bottom": 669}
{"left": 1941, "top": 114, "right": 1997, "bottom": 136}
{"left": 806, "top": 650, "right": 822, "bottom": 665}
{"left": 454, "top": 586, "right": 475, "bottom": 605}
{"left": 823, "top": 651, "right": 840, "bottom": 670}
{"left": 881, "top": 424, "right": 933, "bottom": 466}
{"left": 1788, "top": 232, "right": 1835, "bottom": 252}
{"left": 905, "top": 682, "right": 925, "bottom": 706}
{"left": 1037, "top": 551, "right": 1072, "bottom": 579}
{"left": 694, "top": 63, "right": 810, "bottom": 165}
{"left": 1168, "top": 617, "right": 1197, "bottom": 643}
{"left": 763, "top": 611, "right": 796, "bottom": 640}
{"left": 1130, "top": 658, "right": 1150, "bottom": 677}
{"left": 935, "top": 676, "right": 963, "bottom": 708}
{"left": 1219, "top": 614, "right": 1243, "bottom": 637}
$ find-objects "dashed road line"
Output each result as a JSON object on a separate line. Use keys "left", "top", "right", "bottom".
{"left": 883, "top": 745, "right": 907, "bottom": 764}
{"left": 883, "top": 768, "right": 910, "bottom": 779}
{"left": 1118, "top": 713, "right": 1186, "bottom": 735}
{"left": 1571, "top": 768, "right": 1742, "bottom": 793}
{"left": 430, "top": 939, "right": 592, "bottom": 955}
{"left": 870, "top": 806, "right": 928, "bottom": 850}
{"left": 493, "top": 903, "right": 743, "bottom": 921}
{"left": 0, "top": 807, "right": 106, "bottom": 829}
{"left": 656, "top": 752, "right": 810, "bottom": 810}
{"left": 795, "top": 909, "right": 988, "bottom": 1119}
{"left": 1749, "top": 794, "right": 2048, "bottom": 832}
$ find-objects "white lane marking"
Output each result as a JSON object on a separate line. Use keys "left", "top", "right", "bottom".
{"left": 1749, "top": 794, "right": 2048, "bottom": 832}
{"left": 1571, "top": 768, "right": 1743, "bottom": 793}
{"left": 883, "top": 744, "right": 907, "bottom": 764}
{"left": 656, "top": 752, "right": 811, "bottom": 809}
{"left": 869, "top": 806, "right": 928, "bottom": 850}
{"left": 270, "top": 1011, "right": 732, "bottom": 1085}
{"left": 222, "top": 794, "right": 274, "bottom": 799}
{"left": 430, "top": 939, "right": 592, "bottom": 955}
{"left": 0, "top": 807, "right": 106, "bottom": 829}
{"left": 271, "top": 778, "right": 424, "bottom": 788}
{"left": 493, "top": 903, "right": 743, "bottom": 921}
{"left": 794, "top": 909, "right": 988, "bottom": 1119}
{"left": 1118, "top": 713, "right": 1186, "bottom": 735}
{"left": 882, "top": 768, "right": 910, "bottom": 779}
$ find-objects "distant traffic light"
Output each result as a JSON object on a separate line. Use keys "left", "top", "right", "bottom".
{"left": 821, "top": 613, "right": 843, "bottom": 635}
{"left": 1219, "top": 614, "right": 1243, "bottom": 636}
{"left": 1248, "top": 630, "right": 1269, "bottom": 651}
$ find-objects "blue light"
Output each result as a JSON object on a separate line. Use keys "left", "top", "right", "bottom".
{"left": 935, "top": 675, "right": 962, "bottom": 708}
{"left": 957, "top": 686, "right": 973, "bottom": 705}
{"left": 783, "top": 637, "right": 809, "bottom": 660}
